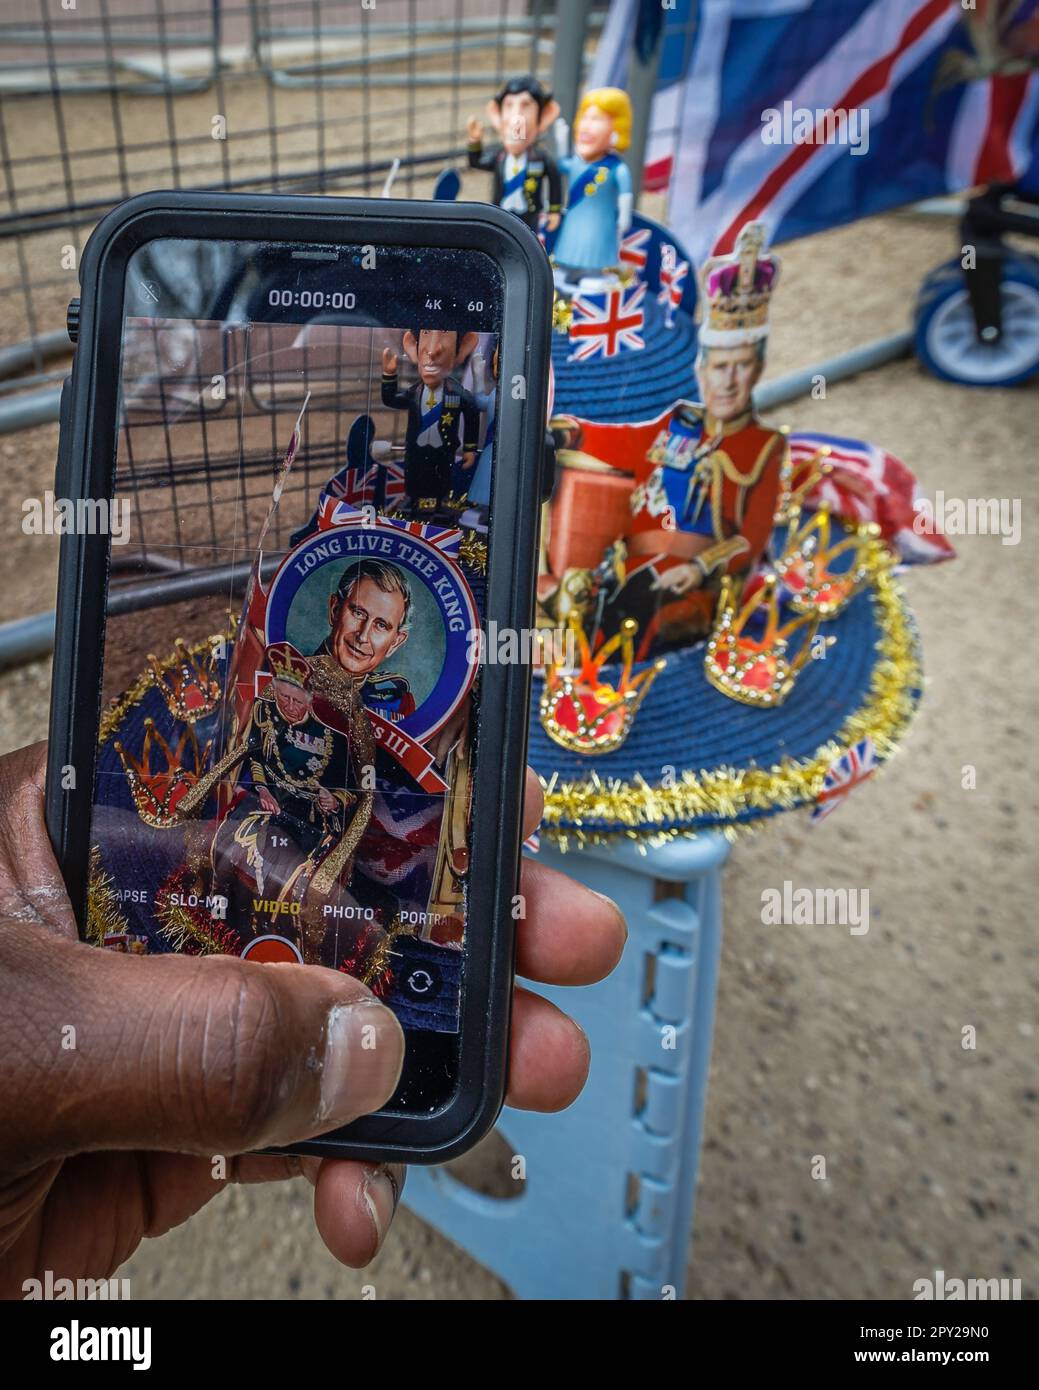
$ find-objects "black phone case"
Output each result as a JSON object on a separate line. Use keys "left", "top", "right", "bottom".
{"left": 44, "top": 190, "right": 554, "bottom": 1164}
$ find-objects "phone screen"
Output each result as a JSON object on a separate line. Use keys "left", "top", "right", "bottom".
{"left": 87, "top": 236, "right": 504, "bottom": 1113}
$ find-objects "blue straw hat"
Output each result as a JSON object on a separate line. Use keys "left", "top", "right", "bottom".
{"left": 551, "top": 212, "right": 699, "bottom": 424}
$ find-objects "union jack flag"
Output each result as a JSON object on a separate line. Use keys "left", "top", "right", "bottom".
{"left": 811, "top": 736, "right": 877, "bottom": 822}
{"left": 590, "top": 0, "right": 1039, "bottom": 266}
{"left": 357, "top": 785, "right": 443, "bottom": 896}
{"left": 319, "top": 500, "right": 463, "bottom": 558}
{"left": 657, "top": 244, "right": 690, "bottom": 328}
{"left": 569, "top": 282, "right": 647, "bottom": 360}
{"left": 787, "top": 431, "right": 955, "bottom": 565}
{"left": 324, "top": 453, "right": 406, "bottom": 510}
{"left": 619, "top": 226, "right": 652, "bottom": 273}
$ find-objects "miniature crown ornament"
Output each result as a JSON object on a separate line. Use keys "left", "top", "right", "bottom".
{"left": 773, "top": 444, "right": 833, "bottom": 526}
{"left": 147, "top": 637, "right": 222, "bottom": 723}
{"left": 266, "top": 640, "right": 310, "bottom": 688}
{"left": 774, "top": 507, "right": 879, "bottom": 619}
{"left": 698, "top": 222, "right": 779, "bottom": 347}
{"left": 539, "top": 614, "right": 664, "bottom": 755}
{"left": 115, "top": 719, "right": 212, "bottom": 828}
{"left": 704, "top": 574, "right": 831, "bottom": 707}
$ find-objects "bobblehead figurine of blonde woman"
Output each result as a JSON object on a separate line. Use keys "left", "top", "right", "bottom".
{"left": 552, "top": 87, "right": 634, "bottom": 287}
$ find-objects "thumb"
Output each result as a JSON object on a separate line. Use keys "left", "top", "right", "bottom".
{"left": 1, "top": 925, "right": 405, "bottom": 1171}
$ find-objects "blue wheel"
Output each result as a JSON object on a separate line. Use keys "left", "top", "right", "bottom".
{"left": 915, "top": 254, "right": 1039, "bottom": 386}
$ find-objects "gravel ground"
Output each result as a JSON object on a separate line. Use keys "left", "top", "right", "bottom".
{"left": 1, "top": 172, "right": 1036, "bottom": 1297}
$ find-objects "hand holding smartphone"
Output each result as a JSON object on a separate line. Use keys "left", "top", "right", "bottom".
{"left": 45, "top": 192, "right": 554, "bottom": 1163}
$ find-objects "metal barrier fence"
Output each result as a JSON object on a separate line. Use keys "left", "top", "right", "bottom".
{"left": 0, "top": 0, "right": 602, "bottom": 406}
{"left": 0, "top": 0, "right": 606, "bottom": 659}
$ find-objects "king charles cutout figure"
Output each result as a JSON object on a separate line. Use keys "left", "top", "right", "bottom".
{"left": 571, "top": 223, "right": 788, "bottom": 658}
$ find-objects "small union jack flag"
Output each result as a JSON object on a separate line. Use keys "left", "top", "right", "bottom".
{"left": 657, "top": 244, "right": 690, "bottom": 328}
{"left": 569, "top": 282, "right": 646, "bottom": 361}
{"left": 811, "top": 736, "right": 877, "bottom": 823}
{"left": 619, "top": 226, "right": 651, "bottom": 273}
{"left": 326, "top": 455, "right": 406, "bottom": 510}
{"left": 320, "top": 500, "right": 463, "bottom": 557}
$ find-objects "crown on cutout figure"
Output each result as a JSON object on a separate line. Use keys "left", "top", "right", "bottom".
{"left": 539, "top": 615, "right": 665, "bottom": 755}
{"left": 266, "top": 641, "right": 310, "bottom": 688}
{"left": 704, "top": 574, "right": 832, "bottom": 707}
{"left": 147, "top": 637, "right": 222, "bottom": 723}
{"left": 774, "top": 506, "right": 880, "bottom": 620}
{"left": 699, "top": 222, "right": 779, "bottom": 347}
{"left": 115, "top": 719, "right": 212, "bottom": 828}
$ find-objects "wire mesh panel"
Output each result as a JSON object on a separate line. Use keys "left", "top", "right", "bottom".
{"left": 0, "top": 0, "right": 574, "bottom": 375}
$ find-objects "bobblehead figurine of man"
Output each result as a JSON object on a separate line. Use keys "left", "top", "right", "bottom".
{"left": 560, "top": 223, "right": 788, "bottom": 658}
{"left": 381, "top": 327, "right": 481, "bottom": 518}
{"left": 467, "top": 75, "right": 563, "bottom": 234}
{"left": 552, "top": 87, "right": 634, "bottom": 288}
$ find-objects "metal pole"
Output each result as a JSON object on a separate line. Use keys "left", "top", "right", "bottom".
{"left": 552, "top": 0, "right": 594, "bottom": 126}
{"left": 753, "top": 331, "right": 914, "bottom": 412}
{"left": 0, "top": 330, "right": 70, "bottom": 380}
{"left": 626, "top": 9, "right": 665, "bottom": 202}
{"left": 0, "top": 386, "right": 62, "bottom": 433}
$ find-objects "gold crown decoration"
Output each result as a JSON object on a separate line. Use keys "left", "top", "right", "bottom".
{"left": 698, "top": 222, "right": 779, "bottom": 347}
{"left": 115, "top": 719, "right": 212, "bottom": 828}
{"left": 147, "top": 637, "right": 222, "bottom": 723}
{"left": 774, "top": 507, "right": 880, "bottom": 619}
{"left": 266, "top": 640, "right": 310, "bottom": 688}
{"left": 773, "top": 442, "right": 833, "bottom": 525}
{"left": 539, "top": 614, "right": 665, "bottom": 755}
{"left": 705, "top": 574, "right": 832, "bottom": 707}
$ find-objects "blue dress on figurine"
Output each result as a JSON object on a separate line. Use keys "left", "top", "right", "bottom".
{"left": 467, "top": 384, "right": 495, "bottom": 505}
{"left": 554, "top": 152, "right": 632, "bottom": 273}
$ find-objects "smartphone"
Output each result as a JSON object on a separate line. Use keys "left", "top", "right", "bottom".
{"left": 45, "top": 191, "right": 553, "bottom": 1163}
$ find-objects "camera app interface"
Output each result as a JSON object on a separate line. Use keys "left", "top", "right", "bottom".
{"left": 87, "top": 236, "right": 503, "bottom": 1108}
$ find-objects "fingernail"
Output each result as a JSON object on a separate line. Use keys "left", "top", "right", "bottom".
{"left": 590, "top": 889, "right": 628, "bottom": 942}
{"left": 360, "top": 1163, "right": 405, "bottom": 1255}
{"left": 318, "top": 998, "right": 405, "bottom": 1127}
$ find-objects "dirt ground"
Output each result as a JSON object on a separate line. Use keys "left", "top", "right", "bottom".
{"left": 0, "top": 68, "right": 1036, "bottom": 1296}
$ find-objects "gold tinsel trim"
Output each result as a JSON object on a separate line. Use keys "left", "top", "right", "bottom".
{"left": 154, "top": 886, "right": 234, "bottom": 955}
{"left": 538, "top": 554, "right": 922, "bottom": 849}
{"left": 552, "top": 294, "right": 574, "bottom": 335}
{"left": 458, "top": 532, "right": 488, "bottom": 575}
{"left": 360, "top": 913, "right": 413, "bottom": 990}
{"left": 85, "top": 844, "right": 130, "bottom": 944}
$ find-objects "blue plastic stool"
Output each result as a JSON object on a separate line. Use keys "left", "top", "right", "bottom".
{"left": 403, "top": 831, "right": 730, "bottom": 1300}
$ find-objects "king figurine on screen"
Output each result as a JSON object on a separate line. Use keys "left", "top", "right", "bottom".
{"left": 381, "top": 328, "right": 481, "bottom": 519}
{"left": 466, "top": 75, "right": 563, "bottom": 235}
